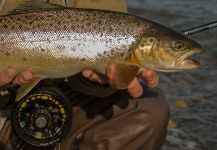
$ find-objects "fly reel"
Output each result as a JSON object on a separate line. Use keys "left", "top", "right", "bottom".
{"left": 12, "top": 86, "right": 72, "bottom": 147}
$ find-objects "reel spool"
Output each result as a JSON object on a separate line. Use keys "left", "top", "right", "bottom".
{"left": 12, "top": 87, "right": 72, "bottom": 147}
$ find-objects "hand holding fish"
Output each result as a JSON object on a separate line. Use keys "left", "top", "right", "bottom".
{"left": 0, "top": 66, "right": 159, "bottom": 98}
{"left": 0, "top": 67, "right": 33, "bottom": 86}
{"left": 82, "top": 64, "right": 159, "bottom": 98}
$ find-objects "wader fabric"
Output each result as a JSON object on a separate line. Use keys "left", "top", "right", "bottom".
{"left": 0, "top": 74, "right": 169, "bottom": 150}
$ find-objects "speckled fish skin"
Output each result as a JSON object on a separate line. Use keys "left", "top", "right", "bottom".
{"left": 0, "top": 8, "right": 146, "bottom": 77}
{"left": 0, "top": 8, "right": 201, "bottom": 78}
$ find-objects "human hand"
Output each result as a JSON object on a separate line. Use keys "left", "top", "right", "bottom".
{"left": 0, "top": 67, "right": 33, "bottom": 86}
{"left": 82, "top": 64, "right": 159, "bottom": 98}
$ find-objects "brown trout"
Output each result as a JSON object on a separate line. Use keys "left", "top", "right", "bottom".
{"left": 0, "top": 7, "right": 202, "bottom": 101}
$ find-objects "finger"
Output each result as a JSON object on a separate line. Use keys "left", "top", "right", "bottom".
{"left": 127, "top": 77, "right": 143, "bottom": 98}
{"left": 13, "top": 71, "right": 33, "bottom": 85}
{"left": 140, "top": 69, "right": 157, "bottom": 81}
{"left": 0, "top": 67, "right": 17, "bottom": 85}
{"left": 81, "top": 69, "right": 94, "bottom": 78}
{"left": 106, "top": 64, "right": 116, "bottom": 87}
{"left": 140, "top": 70, "right": 159, "bottom": 87}
{"left": 82, "top": 69, "right": 104, "bottom": 84}
{"left": 89, "top": 72, "right": 103, "bottom": 84}
{"left": 147, "top": 75, "right": 159, "bottom": 88}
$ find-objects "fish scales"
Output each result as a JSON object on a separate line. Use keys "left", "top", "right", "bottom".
{"left": 0, "top": 8, "right": 150, "bottom": 78}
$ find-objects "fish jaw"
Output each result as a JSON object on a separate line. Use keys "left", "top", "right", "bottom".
{"left": 175, "top": 48, "right": 202, "bottom": 70}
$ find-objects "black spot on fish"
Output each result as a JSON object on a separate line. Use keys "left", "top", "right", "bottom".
{"left": 29, "top": 21, "right": 34, "bottom": 25}
{"left": 10, "top": 25, "right": 15, "bottom": 30}
{"left": 109, "top": 27, "right": 113, "bottom": 32}
{"left": 149, "top": 29, "right": 156, "bottom": 34}
{"left": 97, "top": 53, "right": 102, "bottom": 57}
{"left": 111, "top": 50, "right": 114, "bottom": 54}
{"left": 46, "top": 38, "right": 51, "bottom": 43}
{"left": 16, "top": 17, "right": 22, "bottom": 21}
{"left": 23, "top": 57, "right": 27, "bottom": 61}
{"left": 86, "top": 22, "right": 91, "bottom": 26}
{"left": 63, "top": 25, "right": 67, "bottom": 30}
{"left": 120, "top": 52, "right": 125, "bottom": 57}
{"left": 5, "top": 52, "right": 10, "bottom": 56}
{"left": 41, "top": 48, "right": 45, "bottom": 52}
{"left": 47, "top": 14, "right": 52, "bottom": 18}
{"left": 71, "top": 47, "right": 76, "bottom": 51}
{"left": 81, "top": 58, "right": 86, "bottom": 61}
{"left": 137, "top": 23, "right": 140, "bottom": 27}
{"left": 67, "top": 36, "right": 71, "bottom": 40}
{"left": 3, "top": 24, "right": 8, "bottom": 29}
{"left": 32, "top": 31, "right": 36, "bottom": 35}
{"left": 103, "top": 51, "right": 107, "bottom": 55}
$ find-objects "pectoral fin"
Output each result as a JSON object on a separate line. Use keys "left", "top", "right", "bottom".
{"left": 15, "top": 76, "right": 43, "bottom": 102}
{"left": 111, "top": 63, "right": 140, "bottom": 89}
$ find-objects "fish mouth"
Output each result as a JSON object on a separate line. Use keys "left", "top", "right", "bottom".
{"left": 176, "top": 48, "right": 202, "bottom": 69}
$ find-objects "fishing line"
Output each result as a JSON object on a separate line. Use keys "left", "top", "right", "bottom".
{"left": 182, "top": 20, "right": 217, "bottom": 35}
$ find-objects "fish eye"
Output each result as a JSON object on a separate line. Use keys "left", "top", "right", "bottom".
{"left": 173, "top": 41, "right": 184, "bottom": 50}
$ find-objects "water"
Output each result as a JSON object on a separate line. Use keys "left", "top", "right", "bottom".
{"left": 127, "top": 0, "right": 217, "bottom": 149}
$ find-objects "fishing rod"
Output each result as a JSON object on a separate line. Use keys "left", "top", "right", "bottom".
{"left": 181, "top": 21, "right": 217, "bottom": 69}
{"left": 182, "top": 20, "right": 217, "bottom": 36}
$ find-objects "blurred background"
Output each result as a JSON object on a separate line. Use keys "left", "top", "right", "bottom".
{"left": 126, "top": 0, "right": 217, "bottom": 149}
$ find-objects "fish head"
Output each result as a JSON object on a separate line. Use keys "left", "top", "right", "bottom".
{"left": 133, "top": 24, "right": 202, "bottom": 72}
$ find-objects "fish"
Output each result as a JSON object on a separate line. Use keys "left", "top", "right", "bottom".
{"left": 0, "top": 2, "right": 202, "bottom": 101}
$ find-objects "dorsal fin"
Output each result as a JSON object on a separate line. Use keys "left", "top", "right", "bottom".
{"left": 0, "top": 0, "right": 65, "bottom": 16}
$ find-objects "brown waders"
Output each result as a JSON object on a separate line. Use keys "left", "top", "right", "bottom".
{"left": 0, "top": 74, "right": 169, "bottom": 150}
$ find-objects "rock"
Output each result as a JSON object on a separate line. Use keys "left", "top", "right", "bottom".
{"left": 173, "top": 99, "right": 192, "bottom": 108}
{"left": 168, "top": 118, "right": 178, "bottom": 128}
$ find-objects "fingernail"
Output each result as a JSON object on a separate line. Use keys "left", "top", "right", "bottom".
{"left": 82, "top": 70, "right": 93, "bottom": 78}
{"left": 144, "top": 71, "right": 155, "bottom": 81}
{"left": 146, "top": 71, "right": 153, "bottom": 77}
{"left": 22, "top": 72, "right": 33, "bottom": 81}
